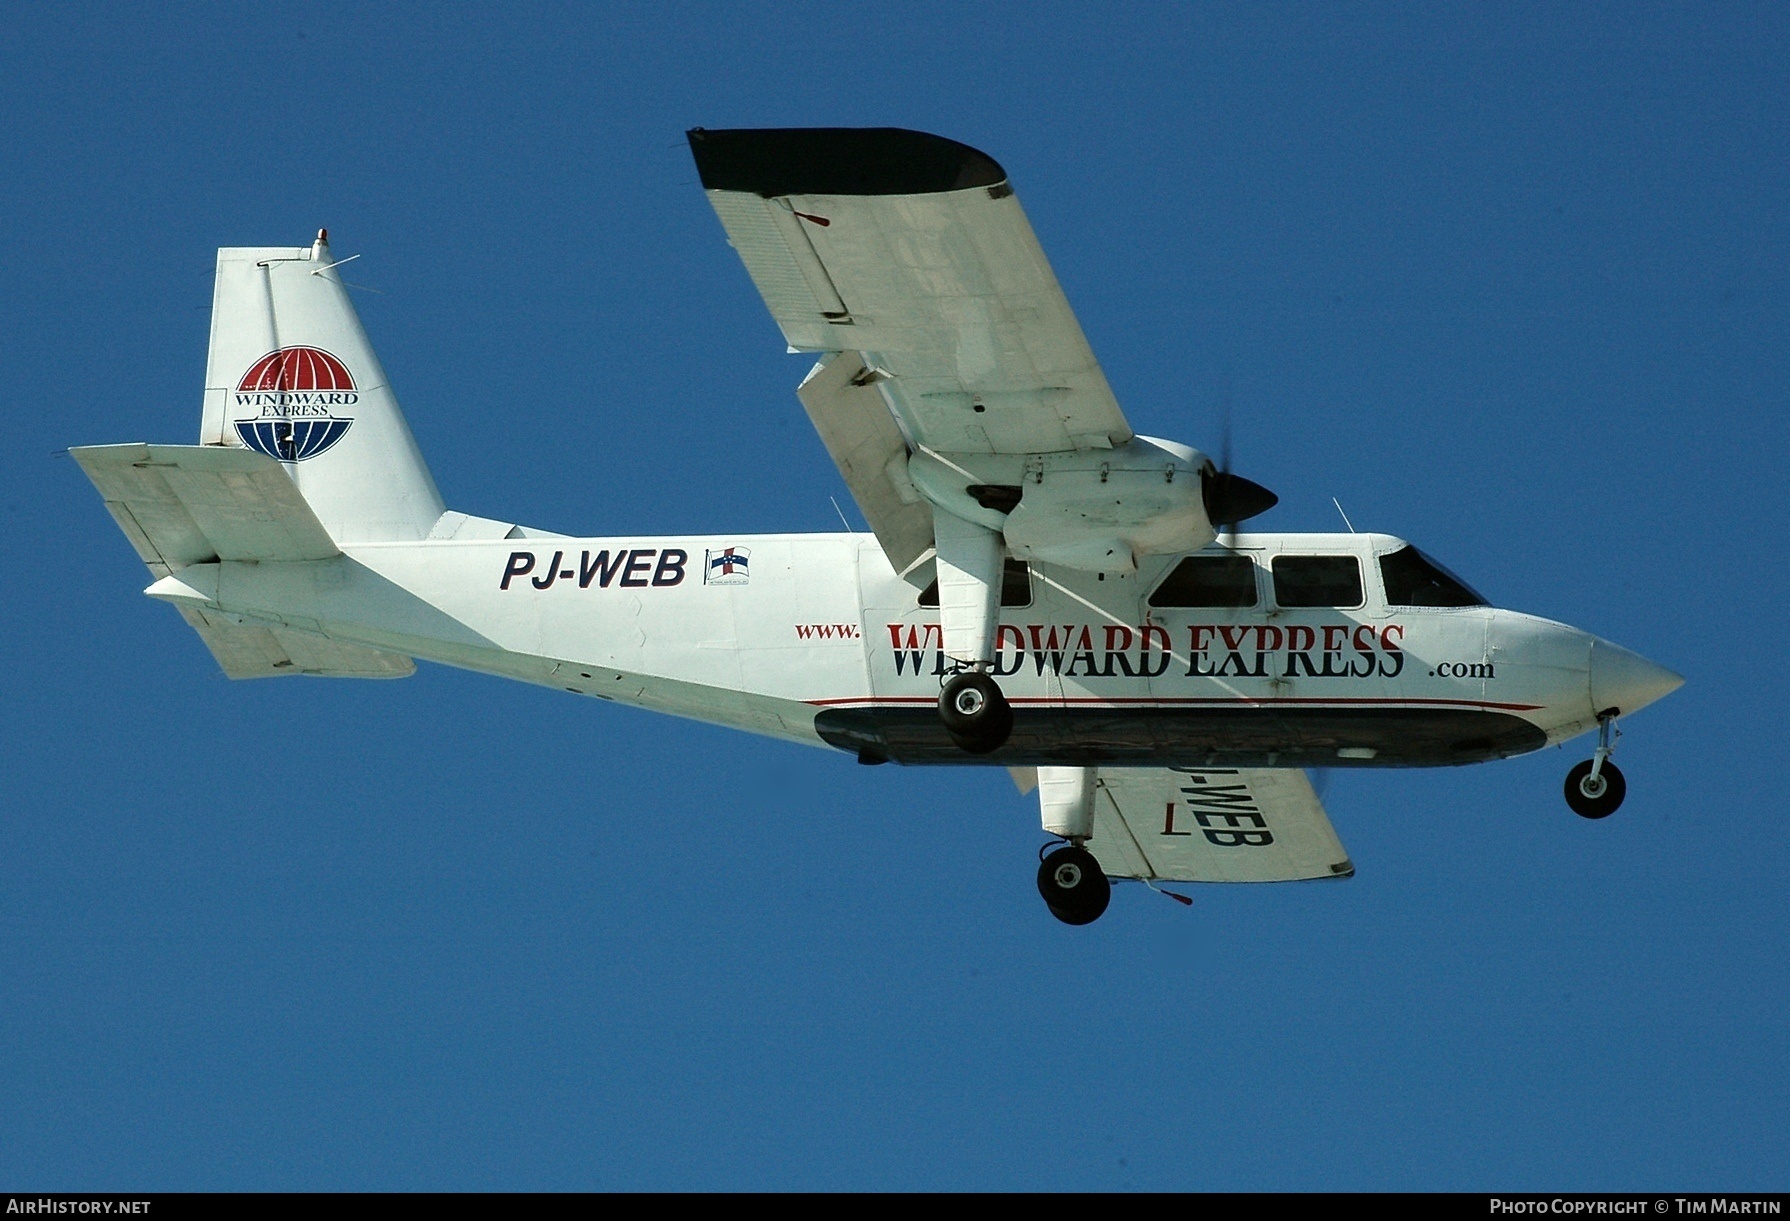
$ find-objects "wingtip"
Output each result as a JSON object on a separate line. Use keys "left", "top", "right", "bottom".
{"left": 686, "top": 127, "right": 1007, "bottom": 198}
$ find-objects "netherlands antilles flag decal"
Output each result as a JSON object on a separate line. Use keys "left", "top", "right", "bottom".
{"left": 705, "top": 547, "right": 750, "bottom": 585}
{"left": 231, "top": 346, "right": 357, "bottom": 461}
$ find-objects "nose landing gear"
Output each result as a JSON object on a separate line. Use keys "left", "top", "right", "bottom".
{"left": 1565, "top": 713, "right": 1626, "bottom": 819}
{"left": 1037, "top": 844, "right": 1111, "bottom": 925}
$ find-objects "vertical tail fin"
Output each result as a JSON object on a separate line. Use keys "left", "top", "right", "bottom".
{"left": 200, "top": 231, "right": 444, "bottom": 543}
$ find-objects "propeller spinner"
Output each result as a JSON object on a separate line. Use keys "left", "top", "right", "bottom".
{"left": 1202, "top": 467, "right": 1279, "bottom": 528}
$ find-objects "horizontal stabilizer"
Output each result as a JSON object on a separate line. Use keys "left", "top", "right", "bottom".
{"left": 72, "top": 443, "right": 339, "bottom": 575}
{"left": 74, "top": 443, "right": 414, "bottom": 680}
{"left": 176, "top": 605, "right": 413, "bottom": 680}
{"left": 1088, "top": 768, "right": 1353, "bottom": 884}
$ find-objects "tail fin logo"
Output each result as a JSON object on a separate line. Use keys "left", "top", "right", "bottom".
{"left": 231, "top": 346, "right": 357, "bottom": 462}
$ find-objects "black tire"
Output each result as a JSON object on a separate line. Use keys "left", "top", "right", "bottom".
{"left": 939, "top": 671, "right": 1013, "bottom": 753}
{"left": 1037, "top": 846, "right": 1111, "bottom": 925}
{"left": 1565, "top": 759, "right": 1626, "bottom": 819}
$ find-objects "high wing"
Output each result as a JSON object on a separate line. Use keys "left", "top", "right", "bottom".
{"left": 690, "top": 127, "right": 1135, "bottom": 571}
{"left": 1087, "top": 768, "right": 1355, "bottom": 884}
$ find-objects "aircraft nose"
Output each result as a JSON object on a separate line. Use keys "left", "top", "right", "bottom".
{"left": 1590, "top": 639, "right": 1684, "bottom": 717}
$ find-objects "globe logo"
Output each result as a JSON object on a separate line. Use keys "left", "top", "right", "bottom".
{"left": 231, "top": 346, "right": 358, "bottom": 462}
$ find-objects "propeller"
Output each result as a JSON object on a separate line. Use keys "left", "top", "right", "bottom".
{"left": 1201, "top": 382, "right": 1278, "bottom": 543}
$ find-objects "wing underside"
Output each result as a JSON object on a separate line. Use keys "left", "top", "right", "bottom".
{"left": 690, "top": 126, "right": 1135, "bottom": 468}
{"left": 1088, "top": 768, "right": 1355, "bottom": 884}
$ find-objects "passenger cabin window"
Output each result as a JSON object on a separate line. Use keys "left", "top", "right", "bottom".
{"left": 1272, "top": 555, "right": 1363, "bottom": 608}
{"left": 1148, "top": 554, "right": 1258, "bottom": 608}
{"left": 918, "top": 559, "right": 1033, "bottom": 608}
{"left": 1378, "top": 546, "right": 1488, "bottom": 607}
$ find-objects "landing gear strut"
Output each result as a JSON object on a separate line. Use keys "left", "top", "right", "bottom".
{"left": 1565, "top": 713, "right": 1626, "bottom": 819}
{"left": 940, "top": 670, "right": 1012, "bottom": 754}
{"left": 929, "top": 508, "right": 1012, "bottom": 754}
{"left": 1038, "top": 845, "right": 1110, "bottom": 925}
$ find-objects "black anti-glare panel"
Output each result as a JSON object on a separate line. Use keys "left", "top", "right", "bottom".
{"left": 687, "top": 127, "right": 1008, "bottom": 198}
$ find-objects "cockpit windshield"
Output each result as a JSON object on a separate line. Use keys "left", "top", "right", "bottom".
{"left": 1378, "top": 546, "right": 1488, "bottom": 607}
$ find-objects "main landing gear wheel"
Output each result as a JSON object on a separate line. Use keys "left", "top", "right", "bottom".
{"left": 1565, "top": 759, "right": 1626, "bottom": 819}
{"left": 939, "top": 671, "right": 1013, "bottom": 754}
{"left": 1037, "top": 846, "right": 1111, "bottom": 925}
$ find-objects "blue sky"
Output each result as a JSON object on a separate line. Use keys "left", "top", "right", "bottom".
{"left": 2, "top": 1, "right": 1785, "bottom": 1190}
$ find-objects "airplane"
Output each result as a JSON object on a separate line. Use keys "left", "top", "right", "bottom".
{"left": 73, "top": 127, "right": 1684, "bottom": 925}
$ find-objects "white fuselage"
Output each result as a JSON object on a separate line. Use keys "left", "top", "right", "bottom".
{"left": 148, "top": 528, "right": 1658, "bottom": 770}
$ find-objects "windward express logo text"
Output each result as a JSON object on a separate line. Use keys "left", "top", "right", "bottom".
{"left": 885, "top": 622, "right": 1407, "bottom": 679}
{"left": 232, "top": 346, "right": 357, "bottom": 461}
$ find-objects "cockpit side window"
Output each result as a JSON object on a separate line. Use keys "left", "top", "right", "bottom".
{"left": 1271, "top": 555, "right": 1363, "bottom": 608}
{"left": 1148, "top": 554, "right": 1259, "bottom": 608}
{"left": 918, "top": 558, "right": 1033, "bottom": 608}
{"left": 1378, "top": 546, "right": 1487, "bottom": 607}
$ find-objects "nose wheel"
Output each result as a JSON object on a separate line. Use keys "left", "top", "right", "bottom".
{"left": 1565, "top": 713, "right": 1627, "bottom": 818}
{"left": 940, "top": 670, "right": 1013, "bottom": 754}
{"left": 1565, "top": 759, "right": 1626, "bottom": 818}
{"left": 1037, "top": 845, "right": 1111, "bottom": 925}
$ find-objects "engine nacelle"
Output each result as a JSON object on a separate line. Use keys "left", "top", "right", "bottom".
{"left": 907, "top": 436, "right": 1217, "bottom": 574}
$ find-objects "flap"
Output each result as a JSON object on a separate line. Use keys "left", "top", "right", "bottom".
{"left": 73, "top": 443, "right": 339, "bottom": 573}
{"left": 795, "top": 352, "right": 935, "bottom": 574}
{"left": 1087, "top": 768, "right": 1354, "bottom": 884}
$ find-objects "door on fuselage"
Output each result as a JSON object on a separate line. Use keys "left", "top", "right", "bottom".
{"left": 1256, "top": 540, "right": 1391, "bottom": 764}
